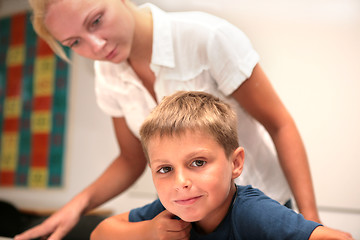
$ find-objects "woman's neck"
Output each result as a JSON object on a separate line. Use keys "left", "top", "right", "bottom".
{"left": 126, "top": 3, "right": 156, "bottom": 101}
{"left": 128, "top": 3, "right": 153, "bottom": 63}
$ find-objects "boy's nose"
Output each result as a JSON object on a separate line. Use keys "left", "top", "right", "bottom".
{"left": 175, "top": 171, "right": 192, "bottom": 191}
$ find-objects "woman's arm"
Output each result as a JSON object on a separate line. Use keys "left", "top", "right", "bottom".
{"left": 231, "top": 64, "right": 320, "bottom": 222}
{"left": 15, "top": 117, "right": 147, "bottom": 240}
{"left": 80, "top": 117, "right": 147, "bottom": 212}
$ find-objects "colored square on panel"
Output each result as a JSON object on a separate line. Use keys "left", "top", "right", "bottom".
{"left": 30, "top": 133, "right": 49, "bottom": 172}
{"left": 35, "top": 56, "right": 55, "bottom": 79}
{"left": 3, "top": 97, "right": 22, "bottom": 117}
{"left": 0, "top": 151, "right": 18, "bottom": 171}
{"left": 1, "top": 133, "right": 19, "bottom": 171}
{"left": 6, "top": 45, "right": 25, "bottom": 66}
{"left": 6, "top": 65, "right": 23, "bottom": 96}
{"left": 53, "top": 94, "right": 67, "bottom": 111}
{"left": 31, "top": 111, "right": 52, "bottom": 133}
{"left": 34, "top": 56, "right": 55, "bottom": 96}
{"left": 18, "top": 154, "right": 30, "bottom": 168}
{"left": 10, "top": 13, "right": 26, "bottom": 45}
{"left": 29, "top": 167, "right": 48, "bottom": 188}
{"left": 31, "top": 133, "right": 49, "bottom": 167}
{"left": 37, "top": 38, "right": 54, "bottom": 56}
{"left": 1, "top": 132, "right": 19, "bottom": 154}
{"left": 49, "top": 150, "right": 62, "bottom": 167}
{"left": 0, "top": 171, "right": 15, "bottom": 186}
{"left": 49, "top": 174, "right": 61, "bottom": 187}
{"left": 53, "top": 113, "right": 65, "bottom": 129}
{"left": 20, "top": 117, "right": 31, "bottom": 131}
{"left": 3, "top": 118, "right": 20, "bottom": 132}
{"left": 51, "top": 133, "right": 63, "bottom": 146}
{"left": 0, "top": 16, "right": 11, "bottom": 47}
{"left": 19, "top": 129, "right": 31, "bottom": 151}
{"left": 33, "top": 96, "right": 52, "bottom": 111}
{"left": 16, "top": 172, "right": 28, "bottom": 186}
{"left": 31, "top": 151, "right": 48, "bottom": 168}
{"left": 34, "top": 77, "right": 54, "bottom": 97}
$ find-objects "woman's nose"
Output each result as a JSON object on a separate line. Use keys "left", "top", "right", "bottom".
{"left": 89, "top": 34, "right": 106, "bottom": 53}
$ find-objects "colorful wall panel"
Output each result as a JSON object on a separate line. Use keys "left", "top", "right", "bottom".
{"left": 0, "top": 12, "right": 69, "bottom": 188}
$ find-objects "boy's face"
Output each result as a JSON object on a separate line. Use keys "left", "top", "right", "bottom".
{"left": 148, "top": 130, "right": 244, "bottom": 226}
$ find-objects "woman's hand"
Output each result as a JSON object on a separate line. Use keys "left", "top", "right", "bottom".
{"left": 14, "top": 196, "right": 86, "bottom": 240}
{"left": 16, "top": 117, "right": 147, "bottom": 240}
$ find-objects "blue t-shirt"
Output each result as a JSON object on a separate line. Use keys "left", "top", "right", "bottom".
{"left": 129, "top": 185, "right": 321, "bottom": 239}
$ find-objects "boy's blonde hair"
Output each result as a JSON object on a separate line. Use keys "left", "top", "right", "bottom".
{"left": 28, "top": 0, "right": 70, "bottom": 62}
{"left": 140, "top": 91, "right": 239, "bottom": 159}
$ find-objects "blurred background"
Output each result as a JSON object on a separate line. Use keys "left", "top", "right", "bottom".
{"left": 0, "top": 0, "right": 359, "bottom": 238}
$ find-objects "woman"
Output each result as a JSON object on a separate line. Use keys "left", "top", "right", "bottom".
{"left": 15, "top": 0, "right": 320, "bottom": 239}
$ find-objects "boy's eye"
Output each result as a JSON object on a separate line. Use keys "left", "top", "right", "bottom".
{"left": 158, "top": 166, "right": 172, "bottom": 174}
{"left": 92, "top": 15, "right": 102, "bottom": 27}
{"left": 191, "top": 160, "right": 206, "bottom": 167}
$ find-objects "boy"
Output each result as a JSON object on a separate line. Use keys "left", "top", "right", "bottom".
{"left": 91, "top": 91, "right": 352, "bottom": 240}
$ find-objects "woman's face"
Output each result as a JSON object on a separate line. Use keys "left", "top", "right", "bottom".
{"left": 44, "top": 0, "right": 135, "bottom": 63}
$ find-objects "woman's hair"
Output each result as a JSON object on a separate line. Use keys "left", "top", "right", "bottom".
{"left": 140, "top": 91, "right": 239, "bottom": 159}
{"left": 28, "top": 0, "right": 70, "bottom": 62}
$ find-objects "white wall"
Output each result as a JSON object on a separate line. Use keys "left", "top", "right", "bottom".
{"left": 1, "top": 0, "right": 359, "bottom": 237}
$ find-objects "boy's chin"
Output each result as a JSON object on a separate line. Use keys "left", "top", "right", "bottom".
{"left": 175, "top": 213, "right": 202, "bottom": 222}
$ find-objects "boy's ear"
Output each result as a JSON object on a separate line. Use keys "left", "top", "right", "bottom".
{"left": 231, "top": 147, "right": 244, "bottom": 179}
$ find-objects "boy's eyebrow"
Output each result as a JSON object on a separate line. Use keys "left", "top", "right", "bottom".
{"left": 184, "top": 149, "right": 210, "bottom": 159}
{"left": 149, "top": 149, "right": 211, "bottom": 166}
{"left": 149, "top": 158, "right": 169, "bottom": 167}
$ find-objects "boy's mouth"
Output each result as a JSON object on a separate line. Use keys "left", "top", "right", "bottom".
{"left": 174, "top": 195, "right": 203, "bottom": 205}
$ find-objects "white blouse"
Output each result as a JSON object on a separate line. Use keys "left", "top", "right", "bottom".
{"left": 94, "top": 3, "right": 290, "bottom": 204}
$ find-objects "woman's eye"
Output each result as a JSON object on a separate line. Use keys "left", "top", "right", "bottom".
{"left": 191, "top": 160, "right": 206, "bottom": 167}
{"left": 158, "top": 166, "right": 172, "bottom": 174}
{"left": 70, "top": 39, "right": 79, "bottom": 48}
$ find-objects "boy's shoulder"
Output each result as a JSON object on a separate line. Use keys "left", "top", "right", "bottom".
{"left": 234, "top": 184, "right": 294, "bottom": 222}
{"left": 129, "top": 199, "right": 165, "bottom": 222}
{"left": 232, "top": 185, "right": 321, "bottom": 239}
{"left": 236, "top": 185, "right": 277, "bottom": 204}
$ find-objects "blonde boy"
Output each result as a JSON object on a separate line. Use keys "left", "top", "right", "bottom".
{"left": 91, "top": 91, "right": 352, "bottom": 240}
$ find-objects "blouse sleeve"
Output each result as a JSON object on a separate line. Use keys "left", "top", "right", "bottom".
{"left": 207, "top": 21, "right": 260, "bottom": 96}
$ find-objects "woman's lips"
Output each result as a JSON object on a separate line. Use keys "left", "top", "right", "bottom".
{"left": 175, "top": 195, "right": 202, "bottom": 205}
{"left": 106, "top": 47, "right": 117, "bottom": 60}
